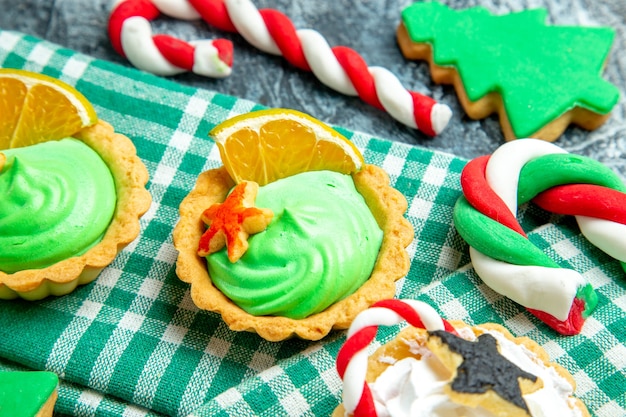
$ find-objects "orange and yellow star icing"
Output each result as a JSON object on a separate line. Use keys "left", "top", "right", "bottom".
{"left": 197, "top": 181, "right": 273, "bottom": 263}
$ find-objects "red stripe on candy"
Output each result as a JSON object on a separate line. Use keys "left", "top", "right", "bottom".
{"left": 336, "top": 326, "right": 377, "bottom": 378}
{"left": 527, "top": 297, "right": 587, "bottom": 336}
{"left": 443, "top": 320, "right": 457, "bottom": 334}
{"left": 534, "top": 184, "right": 626, "bottom": 225}
{"left": 353, "top": 385, "right": 377, "bottom": 417}
{"left": 333, "top": 46, "right": 384, "bottom": 110}
{"left": 461, "top": 155, "right": 526, "bottom": 236}
{"left": 188, "top": 0, "right": 238, "bottom": 32}
{"left": 336, "top": 325, "right": 378, "bottom": 416}
{"left": 261, "top": 9, "right": 310, "bottom": 71}
{"left": 212, "top": 38, "right": 234, "bottom": 67}
{"left": 410, "top": 91, "right": 437, "bottom": 137}
{"left": 153, "top": 35, "right": 195, "bottom": 70}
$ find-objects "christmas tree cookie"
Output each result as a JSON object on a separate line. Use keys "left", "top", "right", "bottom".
{"left": 397, "top": 2, "right": 619, "bottom": 142}
{"left": 0, "top": 371, "right": 59, "bottom": 417}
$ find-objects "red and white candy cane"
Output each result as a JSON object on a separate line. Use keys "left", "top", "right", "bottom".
{"left": 336, "top": 299, "right": 456, "bottom": 416}
{"left": 109, "top": 0, "right": 452, "bottom": 136}
{"left": 454, "top": 138, "right": 626, "bottom": 335}
{"left": 108, "top": 0, "right": 234, "bottom": 77}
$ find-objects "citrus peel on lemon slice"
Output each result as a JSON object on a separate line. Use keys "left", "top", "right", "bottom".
{"left": 209, "top": 108, "right": 364, "bottom": 185}
{"left": 0, "top": 68, "right": 98, "bottom": 149}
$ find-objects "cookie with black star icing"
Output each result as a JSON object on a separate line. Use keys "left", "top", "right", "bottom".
{"left": 427, "top": 329, "right": 543, "bottom": 416}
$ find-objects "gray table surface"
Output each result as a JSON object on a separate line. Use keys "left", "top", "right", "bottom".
{"left": 1, "top": 0, "right": 624, "bottom": 178}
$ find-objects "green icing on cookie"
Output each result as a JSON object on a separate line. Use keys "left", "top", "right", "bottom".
{"left": 401, "top": 2, "right": 619, "bottom": 138}
{"left": 0, "top": 371, "right": 58, "bottom": 417}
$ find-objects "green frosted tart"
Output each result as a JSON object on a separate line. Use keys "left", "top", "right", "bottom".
{"left": 0, "top": 138, "right": 116, "bottom": 273}
{"left": 0, "top": 121, "right": 151, "bottom": 300}
{"left": 174, "top": 108, "right": 413, "bottom": 341}
{"left": 174, "top": 164, "right": 413, "bottom": 341}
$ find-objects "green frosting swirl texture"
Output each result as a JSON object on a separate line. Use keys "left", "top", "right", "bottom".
{"left": 0, "top": 139, "right": 116, "bottom": 273}
{"left": 207, "top": 170, "right": 383, "bottom": 319}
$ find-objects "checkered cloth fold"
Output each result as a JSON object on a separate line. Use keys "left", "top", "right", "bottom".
{"left": 0, "top": 31, "right": 624, "bottom": 417}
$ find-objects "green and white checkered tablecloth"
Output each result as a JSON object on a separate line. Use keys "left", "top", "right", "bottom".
{"left": 0, "top": 31, "right": 624, "bottom": 417}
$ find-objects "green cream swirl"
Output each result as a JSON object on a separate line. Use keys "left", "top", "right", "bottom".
{"left": 207, "top": 170, "right": 383, "bottom": 319}
{"left": 0, "top": 138, "right": 116, "bottom": 273}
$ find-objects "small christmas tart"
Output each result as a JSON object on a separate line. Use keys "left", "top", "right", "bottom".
{"left": 173, "top": 109, "right": 413, "bottom": 341}
{"left": 334, "top": 299, "right": 589, "bottom": 417}
{"left": 0, "top": 69, "right": 151, "bottom": 300}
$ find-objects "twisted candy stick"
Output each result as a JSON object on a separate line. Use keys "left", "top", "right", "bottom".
{"left": 108, "top": 0, "right": 233, "bottom": 77}
{"left": 110, "top": 0, "right": 451, "bottom": 135}
{"left": 227, "top": 0, "right": 452, "bottom": 135}
{"left": 454, "top": 138, "right": 626, "bottom": 335}
{"left": 336, "top": 299, "right": 456, "bottom": 416}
